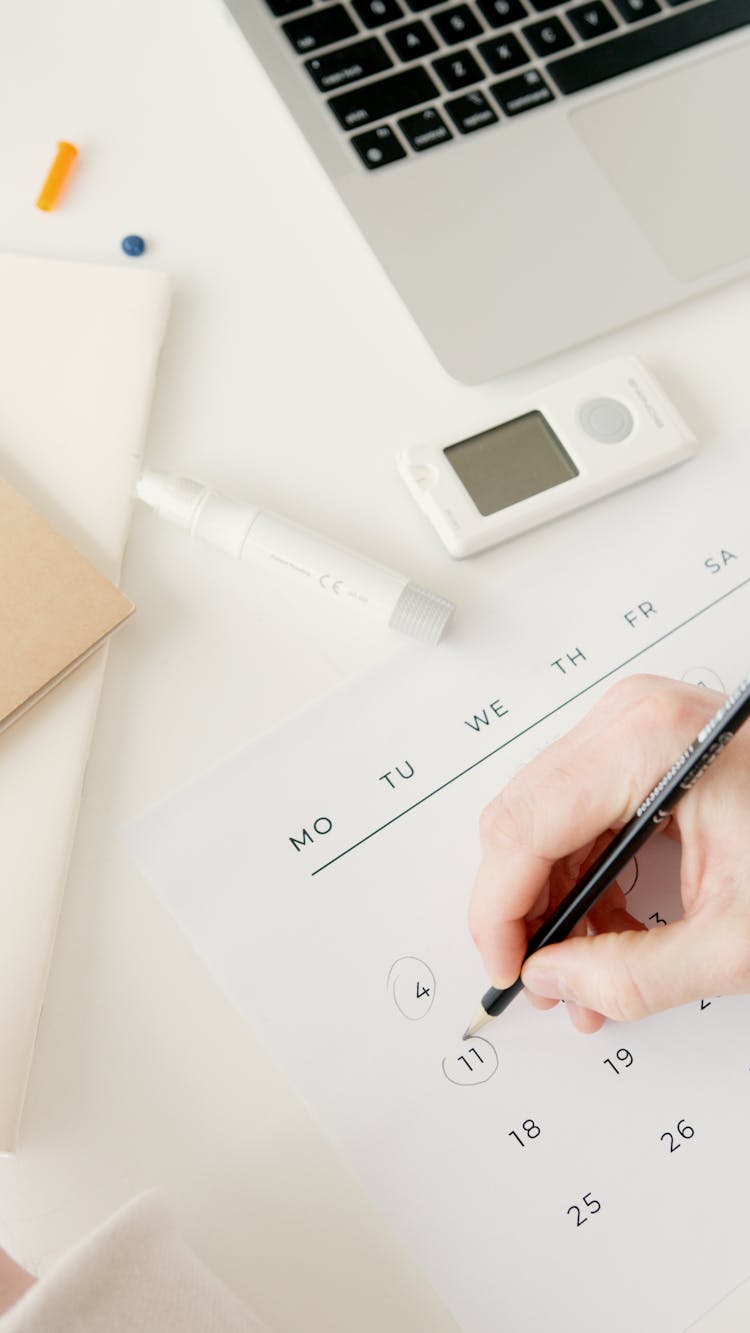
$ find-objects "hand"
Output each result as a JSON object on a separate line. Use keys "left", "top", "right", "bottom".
{"left": 468, "top": 674, "right": 750, "bottom": 1033}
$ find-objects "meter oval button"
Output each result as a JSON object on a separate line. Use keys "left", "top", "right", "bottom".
{"left": 579, "top": 397, "right": 634, "bottom": 444}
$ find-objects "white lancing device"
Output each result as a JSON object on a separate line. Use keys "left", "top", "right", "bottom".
{"left": 136, "top": 472, "right": 454, "bottom": 645}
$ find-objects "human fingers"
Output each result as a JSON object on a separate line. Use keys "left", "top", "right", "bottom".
{"left": 524, "top": 857, "right": 595, "bottom": 1012}
{"left": 469, "top": 675, "right": 714, "bottom": 985}
{"left": 522, "top": 908, "right": 750, "bottom": 1020}
{"left": 586, "top": 880, "right": 645, "bottom": 937}
{"left": 525, "top": 991, "right": 558, "bottom": 1011}
{"left": 562, "top": 885, "right": 645, "bottom": 1032}
{"left": 565, "top": 1002, "right": 606, "bottom": 1035}
{"left": 556, "top": 917, "right": 605, "bottom": 1034}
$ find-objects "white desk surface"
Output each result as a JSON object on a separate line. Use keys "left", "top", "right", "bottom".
{"left": 1, "top": 2, "right": 749, "bottom": 1329}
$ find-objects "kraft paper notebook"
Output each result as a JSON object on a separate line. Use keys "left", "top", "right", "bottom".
{"left": 0, "top": 477, "right": 134, "bottom": 733}
{"left": 0, "top": 252, "right": 170, "bottom": 1152}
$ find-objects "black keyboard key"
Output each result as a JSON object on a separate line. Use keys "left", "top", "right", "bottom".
{"left": 567, "top": 0, "right": 618, "bottom": 38}
{"left": 478, "top": 30, "right": 531, "bottom": 72}
{"left": 433, "top": 48, "right": 485, "bottom": 87}
{"left": 477, "top": 0, "right": 528, "bottom": 26}
{"left": 265, "top": 0, "right": 313, "bottom": 16}
{"left": 445, "top": 88, "right": 500, "bottom": 131}
{"left": 387, "top": 19, "right": 438, "bottom": 58}
{"left": 329, "top": 65, "right": 439, "bottom": 127}
{"left": 351, "top": 124, "right": 407, "bottom": 167}
{"left": 431, "top": 3, "right": 484, "bottom": 42}
{"left": 491, "top": 66, "right": 555, "bottom": 113}
{"left": 528, "top": 0, "right": 562, "bottom": 9}
{"left": 405, "top": 0, "right": 438, "bottom": 10}
{"left": 524, "top": 14, "right": 574, "bottom": 52}
{"left": 305, "top": 37, "right": 393, "bottom": 90}
{"left": 353, "top": 0, "right": 404, "bottom": 25}
{"left": 612, "top": 0, "right": 660, "bottom": 18}
{"left": 549, "top": 0, "right": 750, "bottom": 94}
{"left": 398, "top": 106, "right": 454, "bottom": 148}
{"left": 282, "top": 4, "right": 357, "bottom": 52}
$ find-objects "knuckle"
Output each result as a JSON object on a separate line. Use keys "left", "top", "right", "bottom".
{"left": 620, "top": 687, "right": 675, "bottom": 740}
{"left": 651, "top": 688, "right": 705, "bottom": 738}
{"left": 611, "top": 676, "right": 708, "bottom": 741}
{"left": 599, "top": 674, "right": 656, "bottom": 714}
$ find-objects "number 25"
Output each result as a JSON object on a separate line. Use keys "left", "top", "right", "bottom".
{"left": 567, "top": 1192, "right": 601, "bottom": 1226}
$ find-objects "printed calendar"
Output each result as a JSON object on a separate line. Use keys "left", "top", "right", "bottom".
{"left": 127, "top": 432, "right": 750, "bottom": 1332}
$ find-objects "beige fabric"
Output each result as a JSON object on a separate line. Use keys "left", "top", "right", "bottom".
{"left": 0, "top": 1194, "right": 266, "bottom": 1333}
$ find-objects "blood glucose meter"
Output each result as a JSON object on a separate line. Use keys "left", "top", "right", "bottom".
{"left": 396, "top": 357, "right": 697, "bottom": 558}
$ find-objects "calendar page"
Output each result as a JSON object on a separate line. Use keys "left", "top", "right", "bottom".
{"left": 126, "top": 433, "right": 750, "bottom": 1332}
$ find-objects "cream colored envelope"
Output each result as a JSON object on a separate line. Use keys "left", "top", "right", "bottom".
{"left": 0, "top": 252, "right": 170, "bottom": 1152}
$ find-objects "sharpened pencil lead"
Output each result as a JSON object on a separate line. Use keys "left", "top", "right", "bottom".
{"left": 462, "top": 1007, "right": 490, "bottom": 1040}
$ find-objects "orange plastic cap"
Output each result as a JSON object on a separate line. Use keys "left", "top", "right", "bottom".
{"left": 36, "top": 141, "right": 79, "bottom": 212}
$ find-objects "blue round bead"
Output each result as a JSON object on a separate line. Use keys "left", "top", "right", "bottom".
{"left": 121, "top": 234, "right": 146, "bottom": 257}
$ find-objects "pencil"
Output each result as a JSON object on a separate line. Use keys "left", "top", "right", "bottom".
{"left": 463, "top": 674, "right": 750, "bottom": 1039}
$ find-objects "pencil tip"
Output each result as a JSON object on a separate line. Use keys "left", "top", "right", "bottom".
{"left": 462, "top": 1007, "right": 489, "bottom": 1040}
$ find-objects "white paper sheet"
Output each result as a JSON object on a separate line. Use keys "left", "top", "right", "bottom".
{"left": 125, "top": 431, "right": 750, "bottom": 1333}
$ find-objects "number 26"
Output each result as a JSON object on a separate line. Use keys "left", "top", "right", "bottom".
{"left": 661, "top": 1119, "right": 694, "bottom": 1152}
{"left": 567, "top": 1192, "right": 601, "bottom": 1226}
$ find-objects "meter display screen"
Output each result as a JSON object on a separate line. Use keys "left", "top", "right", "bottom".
{"left": 445, "top": 411, "right": 579, "bottom": 517}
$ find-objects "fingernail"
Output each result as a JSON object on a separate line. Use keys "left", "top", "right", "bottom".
{"left": 523, "top": 964, "right": 576, "bottom": 1003}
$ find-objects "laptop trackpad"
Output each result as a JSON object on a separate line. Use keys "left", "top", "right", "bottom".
{"left": 569, "top": 41, "right": 750, "bottom": 281}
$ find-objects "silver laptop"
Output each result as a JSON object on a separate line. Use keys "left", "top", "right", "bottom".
{"left": 222, "top": 0, "right": 750, "bottom": 383}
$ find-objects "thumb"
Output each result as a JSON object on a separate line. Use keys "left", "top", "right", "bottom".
{"left": 521, "top": 918, "right": 728, "bottom": 1021}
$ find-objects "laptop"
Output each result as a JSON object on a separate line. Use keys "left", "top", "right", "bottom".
{"left": 222, "top": 0, "right": 750, "bottom": 382}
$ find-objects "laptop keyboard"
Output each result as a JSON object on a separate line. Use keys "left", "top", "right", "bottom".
{"left": 265, "top": 0, "right": 750, "bottom": 167}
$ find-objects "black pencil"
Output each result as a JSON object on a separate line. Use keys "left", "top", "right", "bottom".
{"left": 463, "top": 674, "right": 750, "bottom": 1039}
